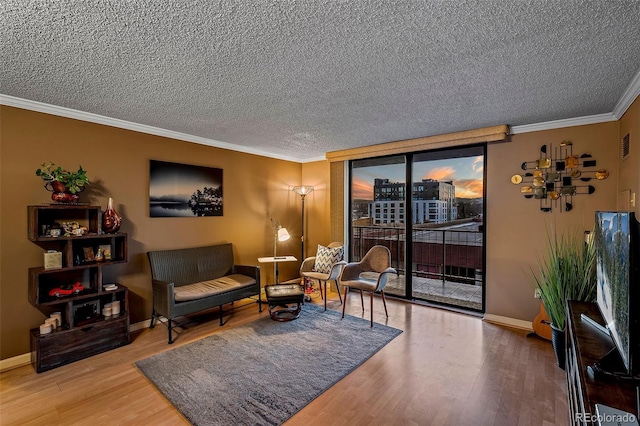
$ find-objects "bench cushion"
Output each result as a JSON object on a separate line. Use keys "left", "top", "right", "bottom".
{"left": 174, "top": 274, "right": 256, "bottom": 302}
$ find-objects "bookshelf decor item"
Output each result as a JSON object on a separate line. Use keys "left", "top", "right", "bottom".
{"left": 35, "top": 162, "right": 89, "bottom": 204}
{"left": 102, "top": 197, "right": 122, "bottom": 233}
{"left": 510, "top": 140, "right": 608, "bottom": 213}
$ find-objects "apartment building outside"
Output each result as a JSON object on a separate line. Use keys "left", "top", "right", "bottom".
{"left": 370, "top": 178, "right": 457, "bottom": 224}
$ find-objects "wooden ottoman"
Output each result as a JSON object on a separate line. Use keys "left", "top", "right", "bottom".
{"left": 264, "top": 284, "right": 305, "bottom": 321}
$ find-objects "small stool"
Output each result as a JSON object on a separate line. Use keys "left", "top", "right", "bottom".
{"left": 264, "top": 284, "right": 305, "bottom": 321}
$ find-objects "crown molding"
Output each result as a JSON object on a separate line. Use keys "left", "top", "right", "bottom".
{"left": 510, "top": 71, "right": 639, "bottom": 135}
{"left": 3, "top": 87, "right": 637, "bottom": 158}
{"left": 509, "top": 113, "right": 617, "bottom": 135}
{"left": 612, "top": 68, "right": 640, "bottom": 119}
{"left": 0, "top": 94, "right": 311, "bottom": 163}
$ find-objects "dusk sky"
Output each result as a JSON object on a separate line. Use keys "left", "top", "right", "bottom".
{"left": 149, "top": 160, "right": 222, "bottom": 201}
{"left": 352, "top": 155, "right": 484, "bottom": 200}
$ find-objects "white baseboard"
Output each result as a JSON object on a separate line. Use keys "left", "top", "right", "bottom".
{"left": 131, "top": 318, "right": 152, "bottom": 331}
{"left": 483, "top": 313, "right": 533, "bottom": 332}
{"left": 0, "top": 318, "right": 159, "bottom": 373}
{"left": 0, "top": 353, "right": 31, "bottom": 373}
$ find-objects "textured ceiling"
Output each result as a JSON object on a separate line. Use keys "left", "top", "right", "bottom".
{"left": 2, "top": 1, "right": 640, "bottom": 162}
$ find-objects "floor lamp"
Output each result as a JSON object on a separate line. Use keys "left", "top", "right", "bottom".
{"left": 292, "top": 186, "right": 314, "bottom": 260}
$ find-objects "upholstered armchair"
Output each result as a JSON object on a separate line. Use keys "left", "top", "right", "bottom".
{"left": 339, "top": 245, "right": 396, "bottom": 327}
{"left": 300, "top": 242, "right": 346, "bottom": 310}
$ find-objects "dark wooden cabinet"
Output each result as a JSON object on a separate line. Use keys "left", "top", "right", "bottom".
{"left": 27, "top": 205, "right": 130, "bottom": 373}
{"left": 566, "top": 301, "right": 637, "bottom": 425}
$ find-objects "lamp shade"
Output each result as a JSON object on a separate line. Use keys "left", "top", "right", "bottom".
{"left": 292, "top": 185, "right": 314, "bottom": 196}
{"left": 277, "top": 227, "right": 290, "bottom": 242}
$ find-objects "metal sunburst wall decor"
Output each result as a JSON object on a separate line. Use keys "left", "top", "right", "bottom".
{"left": 511, "top": 140, "right": 609, "bottom": 213}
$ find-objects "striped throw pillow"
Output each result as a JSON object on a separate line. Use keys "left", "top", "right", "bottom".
{"left": 312, "top": 244, "right": 344, "bottom": 274}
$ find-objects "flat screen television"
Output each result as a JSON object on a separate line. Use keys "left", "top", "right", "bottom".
{"left": 592, "top": 211, "right": 640, "bottom": 379}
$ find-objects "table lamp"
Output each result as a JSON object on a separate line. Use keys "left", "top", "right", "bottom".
{"left": 271, "top": 218, "right": 290, "bottom": 258}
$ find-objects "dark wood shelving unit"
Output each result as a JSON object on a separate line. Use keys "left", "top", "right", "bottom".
{"left": 27, "top": 205, "right": 130, "bottom": 373}
{"left": 566, "top": 301, "right": 638, "bottom": 425}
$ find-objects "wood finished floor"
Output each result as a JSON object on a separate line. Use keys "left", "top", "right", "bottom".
{"left": 0, "top": 292, "right": 568, "bottom": 425}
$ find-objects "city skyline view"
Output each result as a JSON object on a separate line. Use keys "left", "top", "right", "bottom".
{"left": 352, "top": 155, "right": 484, "bottom": 200}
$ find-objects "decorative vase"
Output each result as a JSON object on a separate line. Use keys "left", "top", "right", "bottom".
{"left": 46, "top": 180, "right": 79, "bottom": 203}
{"left": 551, "top": 324, "right": 566, "bottom": 370}
{"left": 102, "top": 198, "right": 122, "bottom": 234}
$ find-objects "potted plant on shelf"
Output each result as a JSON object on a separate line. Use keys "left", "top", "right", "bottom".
{"left": 531, "top": 228, "right": 597, "bottom": 369}
{"left": 35, "top": 162, "right": 90, "bottom": 203}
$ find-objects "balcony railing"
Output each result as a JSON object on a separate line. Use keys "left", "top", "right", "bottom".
{"left": 351, "top": 224, "right": 483, "bottom": 309}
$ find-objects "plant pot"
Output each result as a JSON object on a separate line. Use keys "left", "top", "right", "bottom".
{"left": 45, "top": 180, "right": 79, "bottom": 203}
{"left": 551, "top": 324, "right": 566, "bottom": 370}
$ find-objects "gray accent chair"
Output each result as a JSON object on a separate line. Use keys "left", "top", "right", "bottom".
{"left": 147, "top": 243, "right": 261, "bottom": 343}
{"left": 339, "top": 245, "right": 396, "bottom": 327}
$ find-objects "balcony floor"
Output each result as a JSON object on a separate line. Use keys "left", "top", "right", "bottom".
{"left": 385, "top": 274, "right": 483, "bottom": 310}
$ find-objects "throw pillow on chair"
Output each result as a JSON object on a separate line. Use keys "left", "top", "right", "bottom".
{"left": 312, "top": 244, "right": 344, "bottom": 274}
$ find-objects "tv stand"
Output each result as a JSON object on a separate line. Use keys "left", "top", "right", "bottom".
{"left": 580, "top": 312, "right": 609, "bottom": 336}
{"left": 587, "top": 347, "right": 640, "bottom": 383}
{"left": 567, "top": 301, "right": 638, "bottom": 424}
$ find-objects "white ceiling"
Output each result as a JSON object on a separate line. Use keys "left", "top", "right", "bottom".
{"left": 2, "top": 1, "right": 640, "bottom": 162}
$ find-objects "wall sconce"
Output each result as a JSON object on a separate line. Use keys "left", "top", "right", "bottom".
{"left": 292, "top": 186, "right": 314, "bottom": 259}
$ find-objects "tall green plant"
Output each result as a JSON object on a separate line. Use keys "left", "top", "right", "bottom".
{"left": 531, "top": 228, "right": 596, "bottom": 330}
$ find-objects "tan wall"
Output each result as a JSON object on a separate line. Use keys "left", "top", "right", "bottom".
{"left": 486, "top": 121, "right": 619, "bottom": 320}
{"left": 618, "top": 97, "right": 640, "bottom": 214}
{"left": 0, "top": 106, "right": 306, "bottom": 359}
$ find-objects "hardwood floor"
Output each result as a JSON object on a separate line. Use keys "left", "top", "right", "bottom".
{"left": 0, "top": 292, "right": 568, "bottom": 425}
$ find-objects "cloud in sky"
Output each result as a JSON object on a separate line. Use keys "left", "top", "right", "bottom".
{"left": 422, "top": 166, "right": 455, "bottom": 181}
{"left": 352, "top": 177, "right": 373, "bottom": 199}
{"left": 472, "top": 156, "right": 483, "bottom": 173}
{"left": 453, "top": 178, "right": 483, "bottom": 198}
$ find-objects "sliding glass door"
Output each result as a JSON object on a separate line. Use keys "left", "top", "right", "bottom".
{"left": 350, "top": 155, "right": 407, "bottom": 297}
{"left": 349, "top": 145, "right": 485, "bottom": 312}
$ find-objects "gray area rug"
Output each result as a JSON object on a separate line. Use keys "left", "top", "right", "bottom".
{"left": 135, "top": 303, "right": 402, "bottom": 425}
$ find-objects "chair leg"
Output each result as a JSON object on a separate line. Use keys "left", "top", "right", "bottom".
{"left": 380, "top": 290, "right": 388, "bottom": 317}
{"left": 319, "top": 280, "right": 324, "bottom": 300}
{"left": 370, "top": 292, "right": 374, "bottom": 327}
{"left": 359, "top": 290, "right": 364, "bottom": 311}
{"left": 341, "top": 286, "right": 349, "bottom": 319}
{"left": 167, "top": 319, "right": 174, "bottom": 344}
{"left": 335, "top": 280, "right": 343, "bottom": 304}
{"left": 323, "top": 281, "right": 327, "bottom": 311}
{"left": 149, "top": 310, "right": 157, "bottom": 328}
{"left": 219, "top": 305, "right": 223, "bottom": 326}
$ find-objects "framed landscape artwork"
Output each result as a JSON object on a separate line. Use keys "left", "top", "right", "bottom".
{"left": 149, "top": 160, "right": 223, "bottom": 217}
